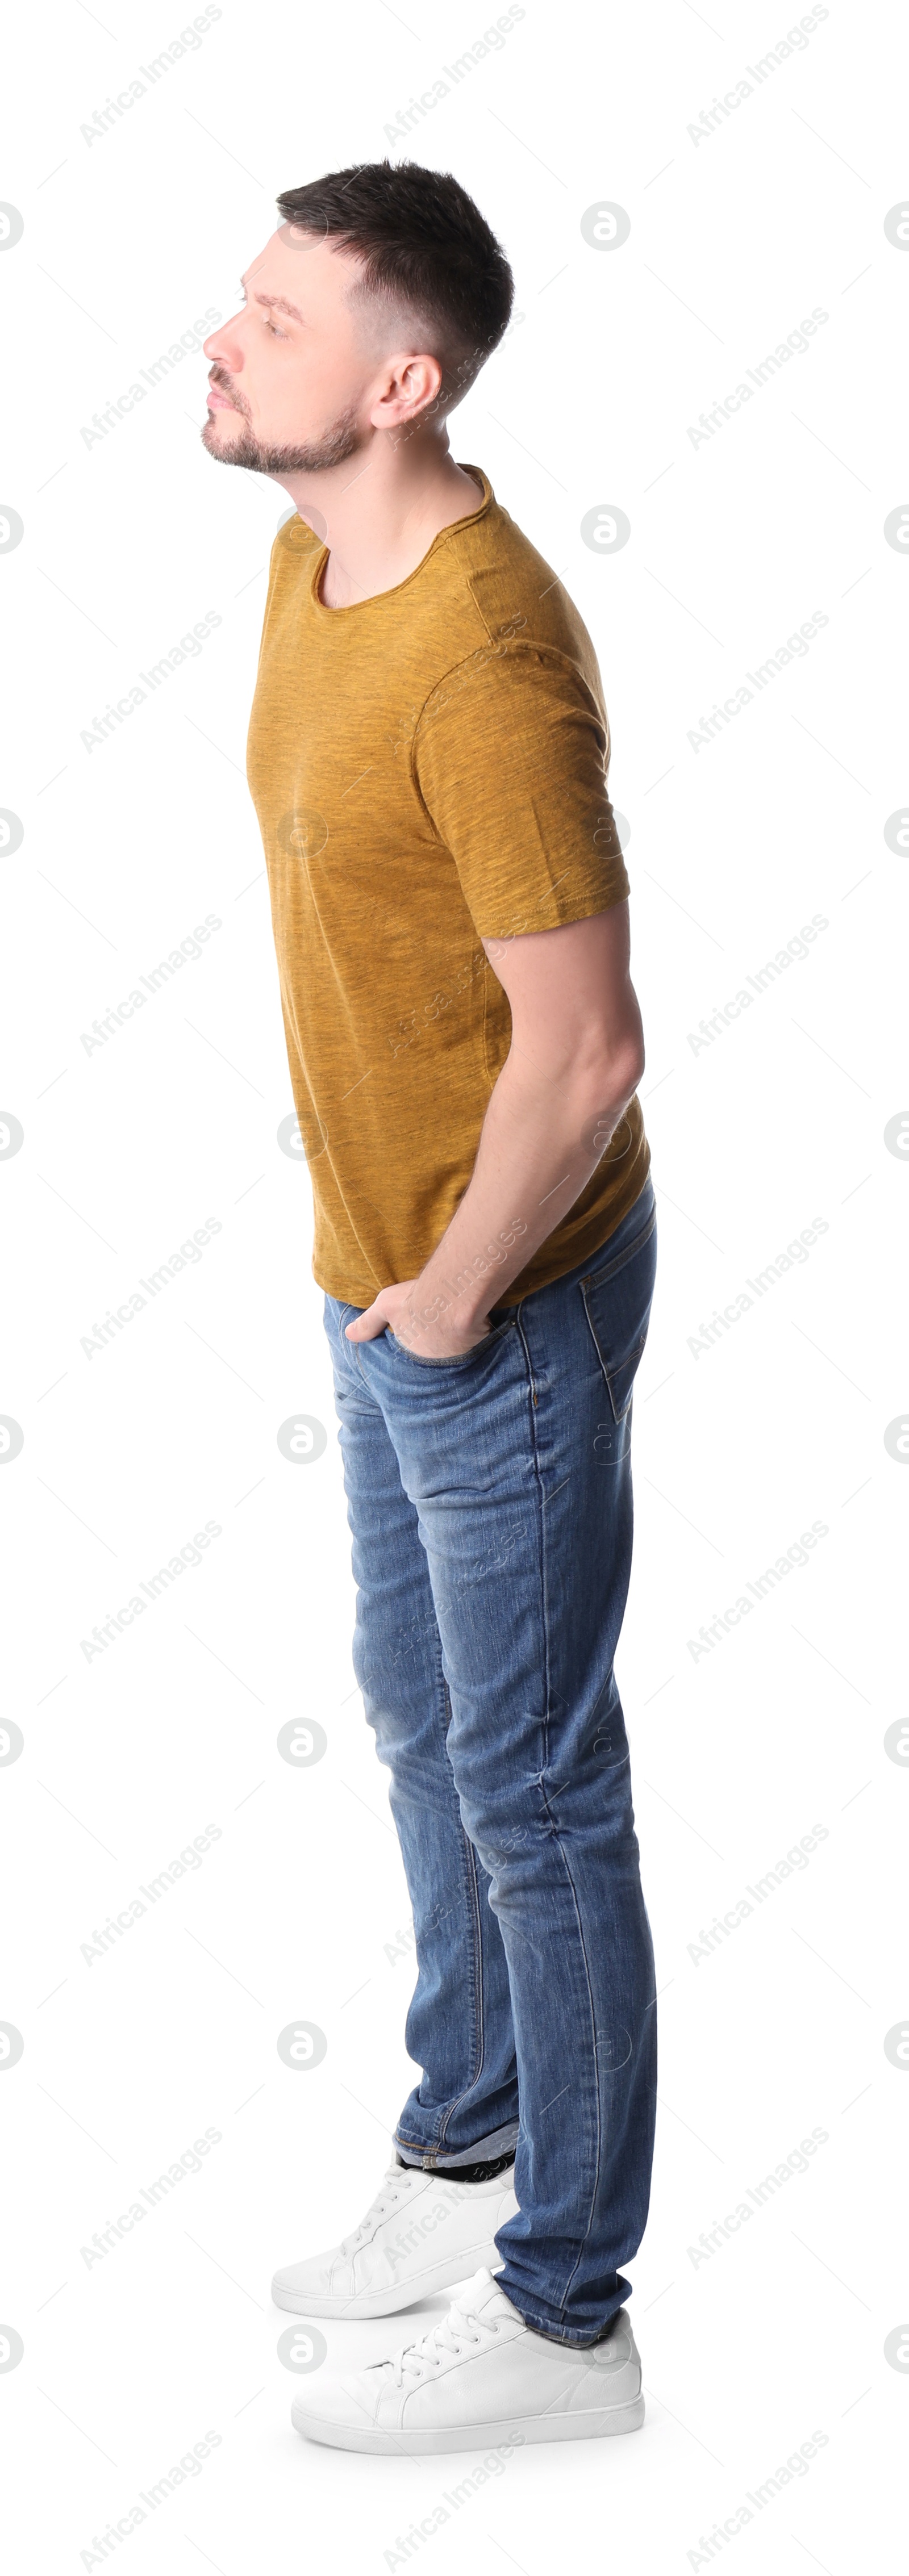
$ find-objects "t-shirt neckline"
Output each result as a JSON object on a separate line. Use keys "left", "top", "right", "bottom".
{"left": 305, "top": 465, "right": 491, "bottom": 618}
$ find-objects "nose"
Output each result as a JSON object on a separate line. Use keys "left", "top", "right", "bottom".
{"left": 203, "top": 310, "right": 244, "bottom": 366}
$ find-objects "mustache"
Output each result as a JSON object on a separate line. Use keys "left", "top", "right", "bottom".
{"left": 208, "top": 370, "right": 249, "bottom": 416}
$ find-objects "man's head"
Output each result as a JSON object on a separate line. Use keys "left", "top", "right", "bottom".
{"left": 201, "top": 158, "right": 514, "bottom": 483}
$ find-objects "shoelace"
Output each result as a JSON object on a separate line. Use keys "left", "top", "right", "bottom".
{"left": 336, "top": 2167, "right": 407, "bottom": 2258}
{"left": 386, "top": 2293, "right": 498, "bottom": 2387}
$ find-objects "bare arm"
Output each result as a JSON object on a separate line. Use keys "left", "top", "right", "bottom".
{"left": 346, "top": 900, "right": 645, "bottom": 1357}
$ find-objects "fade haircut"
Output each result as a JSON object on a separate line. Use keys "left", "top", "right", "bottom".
{"left": 275, "top": 159, "right": 514, "bottom": 413}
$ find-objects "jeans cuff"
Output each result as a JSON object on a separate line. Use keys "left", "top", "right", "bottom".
{"left": 394, "top": 2118, "right": 520, "bottom": 2170}
{"left": 495, "top": 2275, "right": 631, "bottom": 2346}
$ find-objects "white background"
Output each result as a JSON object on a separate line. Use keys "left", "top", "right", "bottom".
{"left": 1, "top": 0, "right": 904, "bottom": 2567}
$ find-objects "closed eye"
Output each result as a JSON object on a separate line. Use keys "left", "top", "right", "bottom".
{"left": 237, "top": 284, "right": 286, "bottom": 338}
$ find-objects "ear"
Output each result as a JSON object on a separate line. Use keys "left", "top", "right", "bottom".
{"left": 370, "top": 349, "right": 445, "bottom": 428}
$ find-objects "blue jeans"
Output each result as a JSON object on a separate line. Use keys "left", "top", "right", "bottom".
{"left": 324, "top": 1173, "right": 658, "bottom": 2345}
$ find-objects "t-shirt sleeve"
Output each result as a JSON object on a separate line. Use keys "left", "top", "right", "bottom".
{"left": 412, "top": 644, "right": 629, "bottom": 939}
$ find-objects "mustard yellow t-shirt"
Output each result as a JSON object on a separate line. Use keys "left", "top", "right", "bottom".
{"left": 246, "top": 465, "right": 649, "bottom": 1305}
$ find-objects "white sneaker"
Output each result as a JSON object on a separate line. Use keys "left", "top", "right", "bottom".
{"left": 291, "top": 2265, "right": 645, "bottom": 2452}
{"left": 272, "top": 2162, "right": 518, "bottom": 2320}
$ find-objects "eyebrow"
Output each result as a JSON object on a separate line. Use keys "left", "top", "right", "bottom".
{"left": 239, "top": 273, "right": 305, "bottom": 324}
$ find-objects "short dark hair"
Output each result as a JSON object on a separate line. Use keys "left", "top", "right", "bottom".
{"left": 275, "top": 159, "right": 514, "bottom": 411}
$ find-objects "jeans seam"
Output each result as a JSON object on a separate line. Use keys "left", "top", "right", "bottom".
{"left": 532, "top": 1791, "right": 604, "bottom": 2318}
{"left": 579, "top": 1195, "right": 656, "bottom": 1294}
{"left": 404, "top": 1638, "right": 484, "bottom": 2164}
{"left": 432, "top": 1663, "right": 487, "bottom": 2159}
{"left": 333, "top": 1299, "right": 366, "bottom": 1383}
{"left": 514, "top": 1306, "right": 536, "bottom": 1419}
{"left": 523, "top": 1315, "right": 604, "bottom": 2319}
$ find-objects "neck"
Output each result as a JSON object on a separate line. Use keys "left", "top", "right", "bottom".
{"left": 272, "top": 431, "right": 482, "bottom": 607}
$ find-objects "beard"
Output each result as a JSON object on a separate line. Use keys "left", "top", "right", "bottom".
{"left": 200, "top": 400, "right": 362, "bottom": 476}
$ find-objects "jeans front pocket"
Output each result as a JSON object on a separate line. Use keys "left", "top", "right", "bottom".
{"left": 386, "top": 1310, "right": 516, "bottom": 1370}
{"left": 579, "top": 1198, "right": 657, "bottom": 1425}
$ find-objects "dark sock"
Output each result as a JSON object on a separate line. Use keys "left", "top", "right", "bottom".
{"left": 396, "top": 2150, "right": 516, "bottom": 2185}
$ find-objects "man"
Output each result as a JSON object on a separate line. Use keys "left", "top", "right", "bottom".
{"left": 202, "top": 159, "right": 658, "bottom": 2455}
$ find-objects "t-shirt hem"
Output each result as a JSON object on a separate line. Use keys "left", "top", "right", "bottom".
{"left": 312, "top": 1139, "right": 651, "bottom": 1312}
{"left": 468, "top": 877, "right": 630, "bottom": 942}
{"left": 497, "top": 1139, "right": 652, "bottom": 1302}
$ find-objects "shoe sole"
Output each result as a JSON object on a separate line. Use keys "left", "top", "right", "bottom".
{"left": 291, "top": 2395, "right": 645, "bottom": 2451}
{"left": 272, "top": 2240, "right": 503, "bottom": 2319}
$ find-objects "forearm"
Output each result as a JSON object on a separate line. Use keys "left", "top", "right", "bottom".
{"left": 405, "top": 1034, "right": 643, "bottom": 1343}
